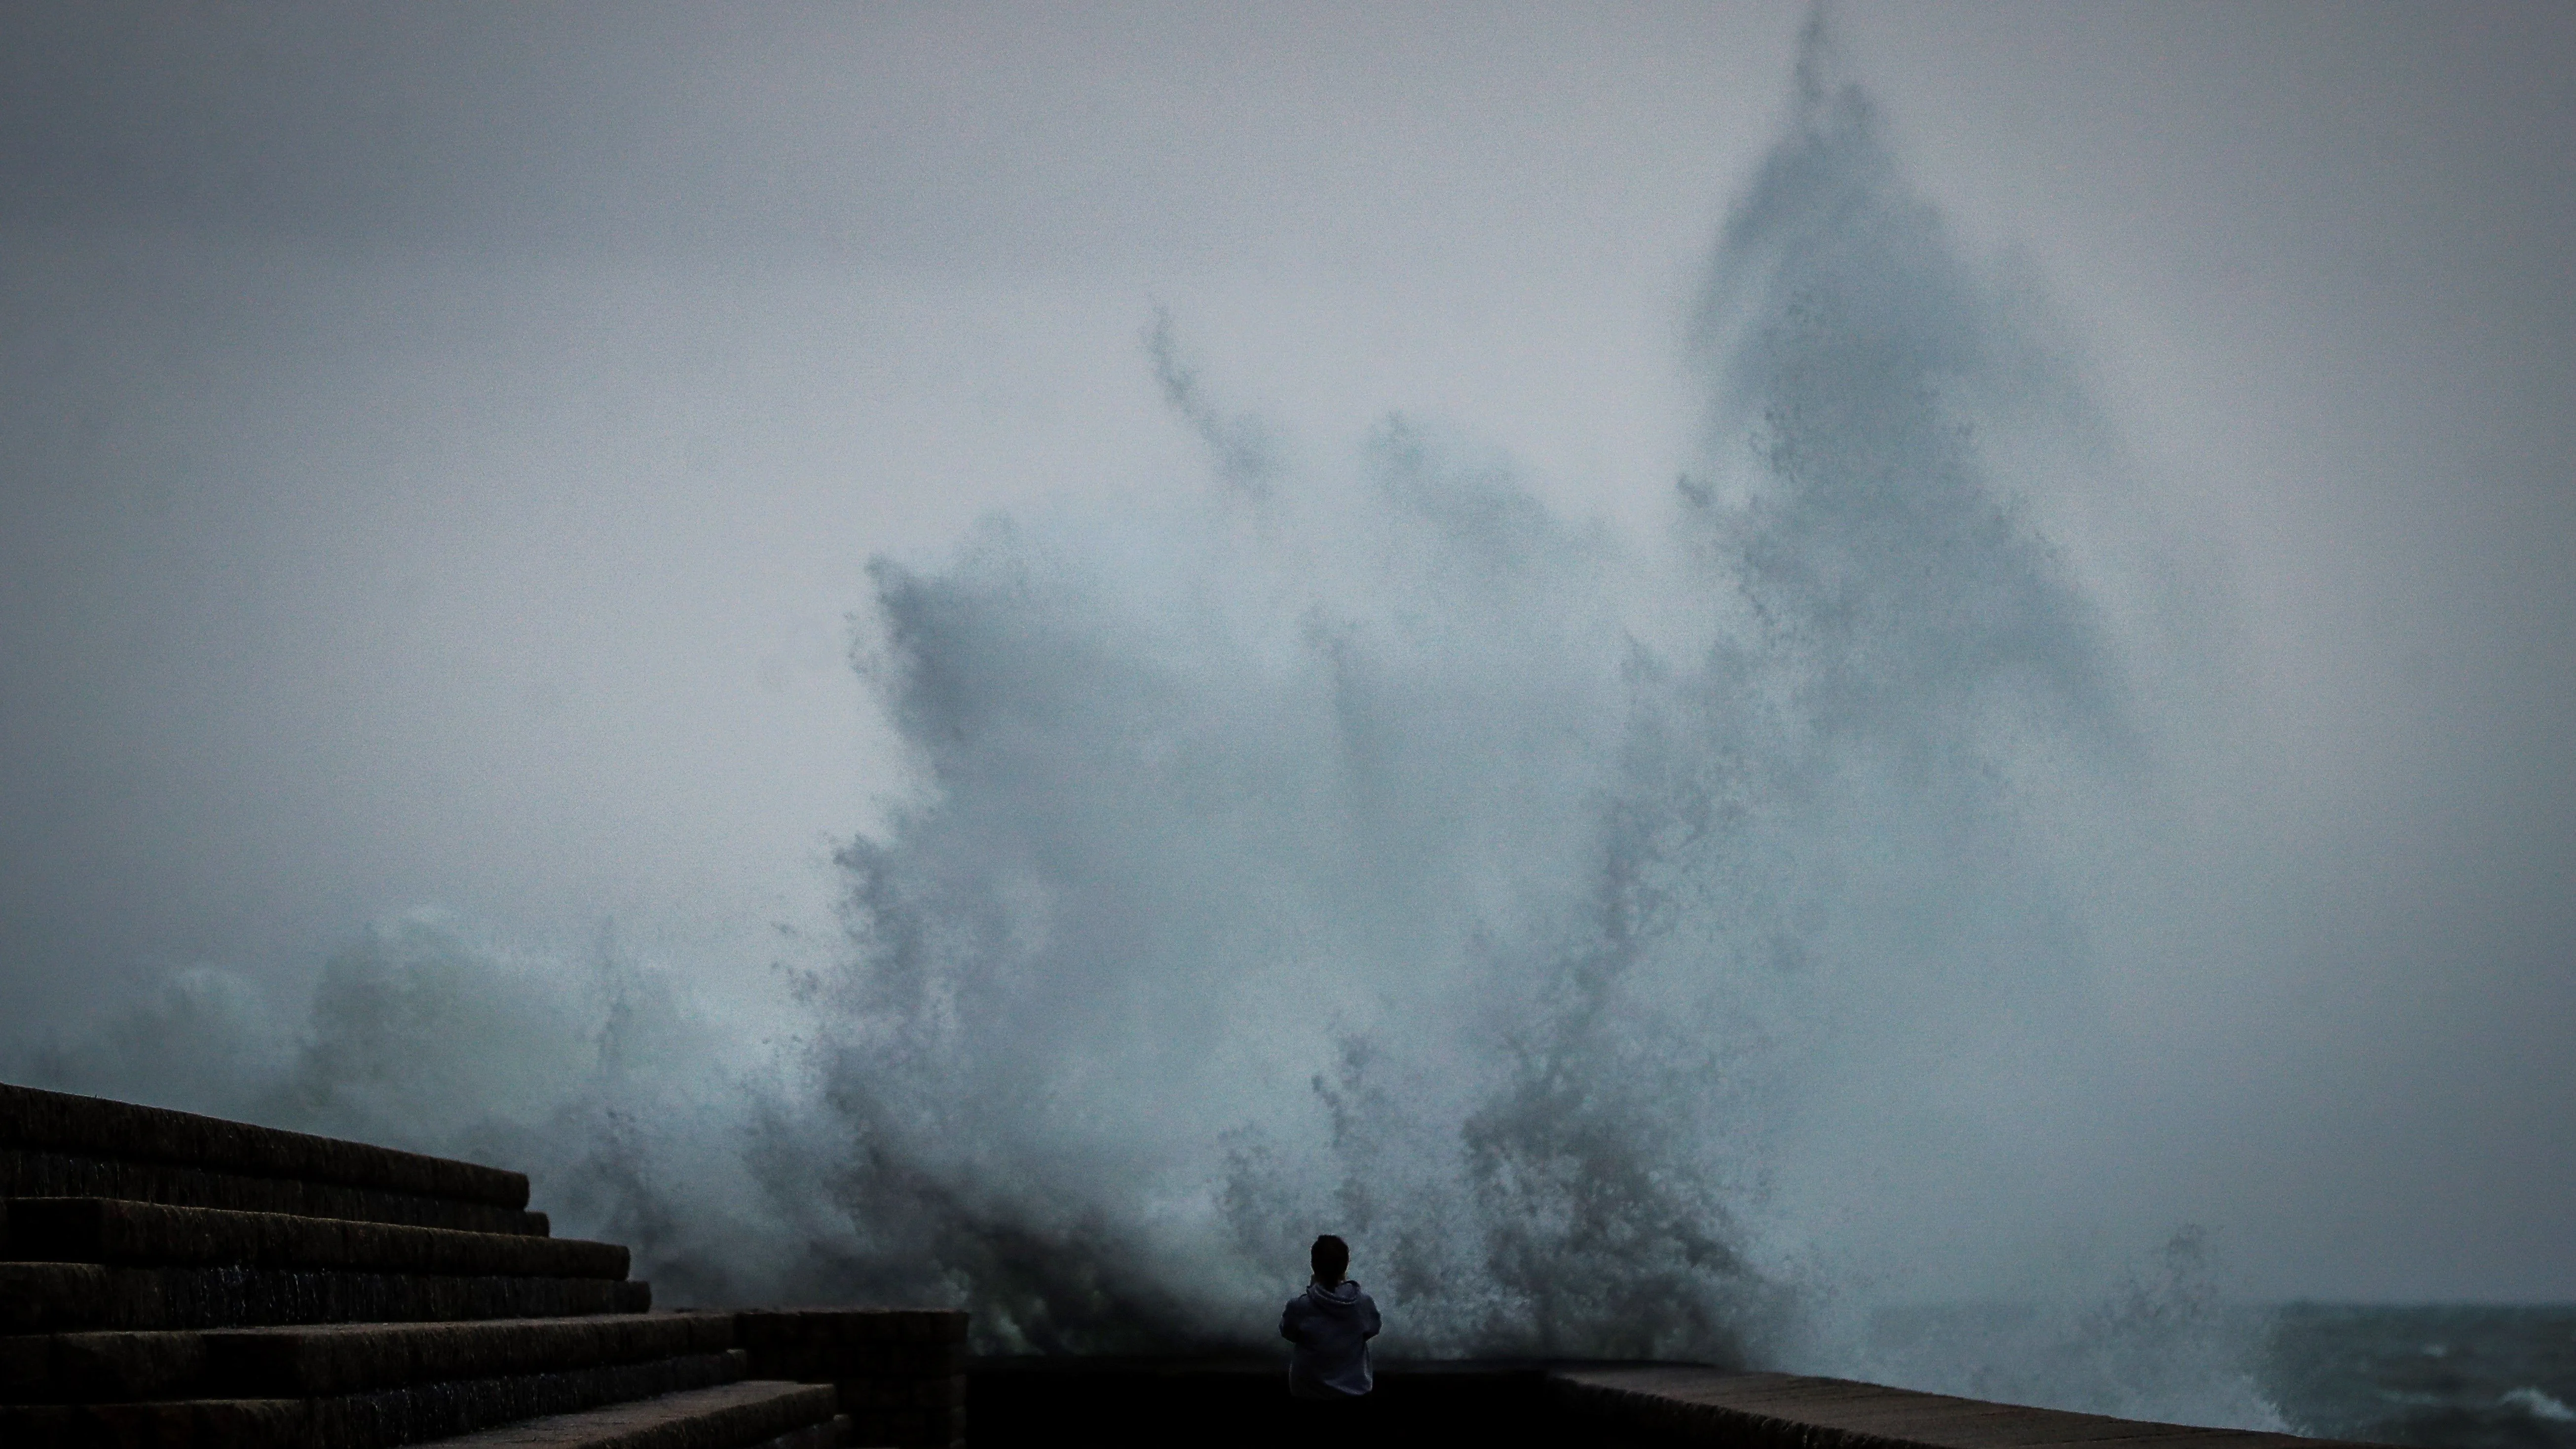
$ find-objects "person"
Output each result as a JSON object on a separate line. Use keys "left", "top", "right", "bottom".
{"left": 1280, "top": 1233, "right": 1381, "bottom": 1403}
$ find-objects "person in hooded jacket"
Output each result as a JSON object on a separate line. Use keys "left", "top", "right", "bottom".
{"left": 1281, "top": 1234, "right": 1381, "bottom": 1402}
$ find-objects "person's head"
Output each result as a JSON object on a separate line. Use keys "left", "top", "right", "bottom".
{"left": 1310, "top": 1234, "right": 1350, "bottom": 1285}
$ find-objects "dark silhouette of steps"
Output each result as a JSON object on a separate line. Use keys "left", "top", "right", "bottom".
{"left": 1, "top": 1082, "right": 867, "bottom": 1449}
{"left": 3, "top": 1084, "right": 529, "bottom": 1214}
{"left": 5, "top": 1311, "right": 740, "bottom": 1403}
{"left": 0, "top": 1260, "right": 651, "bottom": 1333}
{"left": 3, "top": 1150, "right": 547, "bottom": 1235}
{"left": 3, "top": 1198, "right": 629, "bottom": 1277}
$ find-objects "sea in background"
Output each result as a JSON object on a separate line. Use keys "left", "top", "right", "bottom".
{"left": 2263, "top": 1306, "right": 2576, "bottom": 1449}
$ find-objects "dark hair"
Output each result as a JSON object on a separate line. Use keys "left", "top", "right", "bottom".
{"left": 1310, "top": 1234, "right": 1350, "bottom": 1283}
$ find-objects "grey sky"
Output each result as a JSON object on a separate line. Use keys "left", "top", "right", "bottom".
{"left": 2, "top": 4, "right": 2572, "bottom": 1304}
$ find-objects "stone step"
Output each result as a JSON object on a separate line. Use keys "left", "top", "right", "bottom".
{"left": 0, "top": 1261, "right": 651, "bottom": 1334}
{"left": 0, "top": 1350, "right": 753, "bottom": 1449}
{"left": 0, "top": 1083, "right": 527, "bottom": 1209}
{"left": 1, "top": 1198, "right": 626, "bottom": 1278}
{"left": 2, "top": 1312, "right": 740, "bottom": 1404}
{"left": 420, "top": 1380, "right": 842, "bottom": 1449}
{"left": 3, "top": 1146, "right": 551, "bottom": 1236}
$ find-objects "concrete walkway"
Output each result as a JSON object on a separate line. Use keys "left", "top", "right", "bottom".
{"left": 1552, "top": 1368, "right": 2388, "bottom": 1449}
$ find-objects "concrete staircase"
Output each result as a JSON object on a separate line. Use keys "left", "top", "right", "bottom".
{"left": 0, "top": 1081, "right": 862, "bottom": 1449}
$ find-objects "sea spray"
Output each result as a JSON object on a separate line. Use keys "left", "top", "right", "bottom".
{"left": 805, "top": 14, "right": 2142, "bottom": 1361}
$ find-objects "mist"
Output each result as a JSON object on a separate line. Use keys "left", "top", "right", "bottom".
{"left": 5, "top": 1, "right": 2575, "bottom": 1431}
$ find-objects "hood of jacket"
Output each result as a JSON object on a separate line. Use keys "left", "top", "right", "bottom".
{"left": 1304, "top": 1280, "right": 1366, "bottom": 1313}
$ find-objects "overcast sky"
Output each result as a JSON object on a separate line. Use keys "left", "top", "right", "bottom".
{"left": 3, "top": 3, "right": 2572, "bottom": 1303}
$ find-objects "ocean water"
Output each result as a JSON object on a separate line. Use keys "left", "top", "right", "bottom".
{"left": 2263, "top": 1306, "right": 2576, "bottom": 1449}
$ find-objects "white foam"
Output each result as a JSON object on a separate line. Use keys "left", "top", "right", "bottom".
{"left": 2503, "top": 1387, "right": 2576, "bottom": 1422}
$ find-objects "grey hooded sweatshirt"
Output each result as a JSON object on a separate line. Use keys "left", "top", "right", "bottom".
{"left": 1280, "top": 1279, "right": 1381, "bottom": 1398}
